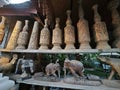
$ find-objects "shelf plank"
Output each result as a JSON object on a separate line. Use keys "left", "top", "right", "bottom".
{"left": 0, "top": 48, "right": 119, "bottom": 54}
{"left": 16, "top": 78, "right": 120, "bottom": 90}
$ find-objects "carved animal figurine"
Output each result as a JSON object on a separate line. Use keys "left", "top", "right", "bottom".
{"left": 45, "top": 59, "right": 60, "bottom": 78}
{"left": 63, "top": 58, "right": 84, "bottom": 78}
{"left": 0, "top": 54, "right": 18, "bottom": 73}
{"left": 97, "top": 57, "right": 120, "bottom": 80}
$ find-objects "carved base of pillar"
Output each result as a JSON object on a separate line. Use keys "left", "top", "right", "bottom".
{"left": 39, "top": 45, "right": 48, "bottom": 50}
{"left": 65, "top": 43, "right": 75, "bottom": 50}
{"left": 52, "top": 44, "right": 62, "bottom": 50}
{"left": 96, "top": 41, "right": 111, "bottom": 49}
{"left": 16, "top": 45, "right": 25, "bottom": 50}
{"left": 79, "top": 42, "right": 91, "bottom": 49}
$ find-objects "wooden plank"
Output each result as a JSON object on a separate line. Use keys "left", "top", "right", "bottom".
{"left": 16, "top": 78, "right": 120, "bottom": 90}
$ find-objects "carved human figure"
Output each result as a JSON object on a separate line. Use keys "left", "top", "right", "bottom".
{"left": 16, "top": 20, "right": 29, "bottom": 49}
{"left": 77, "top": 0, "right": 91, "bottom": 49}
{"left": 108, "top": 0, "right": 120, "bottom": 48}
{"left": 92, "top": 4, "right": 111, "bottom": 49}
{"left": 0, "top": 16, "right": 6, "bottom": 44}
{"left": 64, "top": 10, "right": 75, "bottom": 49}
{"left": 28, "top": 21, "right": 39, "bottom": 49}
{"left": 52, "top": 18, "right": 62, "bottom": 50}
{"left": 6, "top": 21, "right": 22, "bottom": 50}
{"left": 39, "top": 18, "right": 50, "bottom": 49}
{"left": 63, "top": 58, "right": 84, "bottom": 78}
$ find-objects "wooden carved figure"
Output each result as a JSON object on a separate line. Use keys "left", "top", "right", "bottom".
{"left": 52, "top": 18, "right": 62, "bottom": 50}
{"left": 6, "top": 21, "right": 22, "bottom": 50}
{"left": 63, "top": 58, "right": 84, "bottom": 78}
{"left": 45, "top": 59, "right": 60, "bottom": 78}
{"left": 16, "top": 20, "right": 29, "bottom": 49}
{"left": 92, "top": 4, "right": 111, "bottom": 49}
{"left": 39, "top": 18, "right": 50, "bottom": 50}
{"left": 98, "top": 57, "right": 120, "bottom": 80}
{"left": 77, "top": 0, "right": 91, "bottom": 49}
{"left": 108, "top": 0, "right": 120, "bottom": 48}
{"left": 28, "top": 21, "right": 39, "bottom": 49}
{"left": 64, "top": 10, "right": 75, "bottom": 49}
{"left": 0, "top": 16, "right": 6, "bottom": 44}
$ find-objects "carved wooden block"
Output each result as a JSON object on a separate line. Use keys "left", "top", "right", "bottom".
{"left": 52, "top": 18, "right": 62, "bottom": 50}
{"left": 92, "top": 4, "right": 111, "bottom": 49}
{"left": 16, "top": 20, "right": 29, "bottom": 49}
{"left": 28, "top": 21, "right": 39, "bottom": 49}
{"left": 64, "top": 10, "right": 75, "bottom": 49}
{"left": 6, "top": 21, "right": 22, "bottom": 50}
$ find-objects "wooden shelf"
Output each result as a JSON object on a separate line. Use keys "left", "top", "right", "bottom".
{"left": 0, "top": 48, "right": 119, "bottom": 54}
{"left": 16, "top": 78, "right": 120, "bottom": 90}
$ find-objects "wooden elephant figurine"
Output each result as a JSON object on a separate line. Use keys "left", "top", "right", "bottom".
{"left": 45, "top": 59, "right": 60, "bottom": 78}
{"left": 97, "top": 56, "right": 120, "bottom": 80}
{"left": 63, "top": 58, "right": 84, "bottom": 78}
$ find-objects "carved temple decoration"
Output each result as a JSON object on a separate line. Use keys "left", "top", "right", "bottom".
{"left": 52, "top": 18, "right": 62, "bottom": 50}
{"left": 28, "top": 21, "right": 39, "bottom": 49}
{"left": 6, "top": 21, "right": 22, "bottom": 50}
{"left": 64, "top": 10, "right": 75, "bottom": 49}
{"left": 16, "top": 20, "right": 29, "bottom": 49}
{"left": 77, "top": 0, "right": 91, "bottom": 49}
{"left": 92, "top": 4, "right": 111, "bottom": 49}
{"left": 39, "top": 18, "right": 50, "bottom": 50}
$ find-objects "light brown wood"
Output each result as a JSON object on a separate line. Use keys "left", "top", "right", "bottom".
{"left": 6, "top": 21, "right": 22, "bottom": 50}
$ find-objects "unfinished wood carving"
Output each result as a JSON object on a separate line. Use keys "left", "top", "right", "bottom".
{"left": 52, "top": 18, "right": 62, "bottom": 50}
{"left": 77, "top": 0, "right": 91, "bottom": 49}
{"left": 98, "top": 57, "right": 120, "bottom": 80}
{"left": 16, "top": 20, "right": 29, "bottom": 49}
{"left": 39, "top": 19, "right": 50, "bottom": 50}
{"left": 28, "top": 21, "right": 39, "bottom": 49}
{"left": 0, "top": 16, "right": 6, "bottom": 44}
{"left": 64, "top": 10, "right": 75, "bottom": 49}
{"left": 108, "top": 0, "right": 120, "bottom": 48}
{"left": 6, "top": 21, "right": 22, "bottom": 50}
{"left": 92, "top": 4, "right": 111, "bottom": 49}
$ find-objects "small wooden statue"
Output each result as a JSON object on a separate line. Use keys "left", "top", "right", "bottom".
{"left": 39, "top": 19, "right": 50, "bottom": 50}
{"left": 77, "top": 0, "right": 91, "bottom": 49}
{"left": 52, "top": 18, "right": 62, "bottom": 50}
{"left": 64, "top": 10, "right": 75, "bottom": 49}
{"left": 0, "top": 16, "right": 6, "bottom": 44}
{"left": 6, "top": 21, "right": 22, "bottom": 50}
{"left": 28, "top": 21, "right": 39, "bottom": 49}
{"left": 97, "top": 57, "right": 120, "bottom": 80}
{"left": 16, "top": 20, "right": 29, "bottom": 49}
{"left": 92, "top": 4, "right": 111, "bottom": 49}
{"left": 108, "top": 0, "right": 120, "bottom": 48}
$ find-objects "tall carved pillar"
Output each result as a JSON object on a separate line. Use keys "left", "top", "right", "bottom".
{"left": 39, "top": 19, "right": 50, "bottom": 50}
{"left": 92, "top": 4, "right": 111, "bottom": 49}
{"left": 64, "top": 10, "right": 75, "bottom": 49}
{"left": 16, "top": 20, "right": 29, "bottom": 49}
{"left": 0, "top": 16, "right": 6, "bottom": 44}
{"left": 6, "top": 21, "right": 22, "bottom": 50}
{"left": 77, "top": 0, "right": 91, "bottom": 49}
{"left": 108, "top": 0, "right": 120, "bottom": 48}
{"left": 28, "top": 21, "right": 39, "bottom": 49}
{"left": 52, "top": 18, "right": 62, "bottom": 50}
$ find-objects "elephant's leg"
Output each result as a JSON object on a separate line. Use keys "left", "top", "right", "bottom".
{"left": 53, "top": 73, "right": 57, "bottom": 77}
{"left": 69, "top": 67, "right": 79, "bottom": 78}
{"left": 79, "top": 71, "right": 84, "bottom": 77}
{"left": 57, "top": 70, "right": 60, "bottom": 78}
{"left": 108, "top": 69, "right": 115, "bottom": 80}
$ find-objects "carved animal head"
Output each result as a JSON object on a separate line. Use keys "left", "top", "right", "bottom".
{"left": 64, "top": 58, "right": 71, "bottom": 68}
{"left": 10, "top": 54, "right": 18, "bottom": 64}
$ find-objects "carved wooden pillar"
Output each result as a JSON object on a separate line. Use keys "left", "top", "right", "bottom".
{"left": 108, "top": 0, "right": 120, "bottom": 48}
{"left": 0, "top": 16, "right": 6, "bottom": 44}
{"left": 16, "top": 20, "right": 29, "bottom": 49}
{"left": 64, "top": 10, "right": 75, "bottom": 49}
{"left": 39, "top": 19, "right": 50, "bottom": 50}
{"left": 52, "top": 18, "right": 62, "bottom": 50}
{"left": 92, "top": 4, "right": 111, "bottom": 49}
{"left": 77, "top": 0, "right": 91, "bottom": 49}
{"left": 6, "top": 21, "right": 22, "bottom": 50}
{"left": 28, "top": 21, "right": 39, "bottom": 49}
